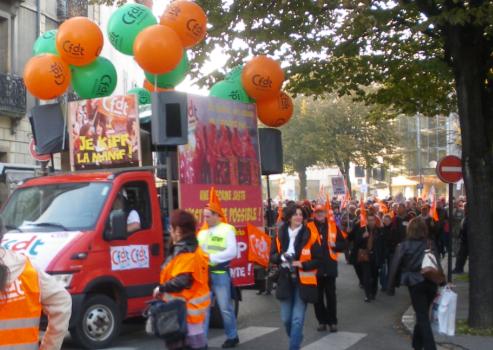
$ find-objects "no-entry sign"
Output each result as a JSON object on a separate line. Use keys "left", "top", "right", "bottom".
{"left": 436, "top": 155, "right": 462, "bottom": 183}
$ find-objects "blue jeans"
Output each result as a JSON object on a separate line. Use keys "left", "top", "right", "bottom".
{"left": 205, "top": 272, "right": 238, "bottom": 340}
{"left": 280, "top": 285, "right": 307, "bottom": 350}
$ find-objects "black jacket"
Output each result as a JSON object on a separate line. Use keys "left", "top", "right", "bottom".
{"left": 270, "top": 223, "right": 322, "bottom": 303}
{"left": 390, "top": 215, "right": 411, "bottom": 250}
{"left": 387, "top": 239, "right": 441, "bottom": 290}
{"left": 158, "top": 238, "right": 197, "bottom": 293}
{"left": 354, "top": 226, "right": 385, "bottom": 267}
{"left": 308, "top": 219, "right": 346, "bottom": 277}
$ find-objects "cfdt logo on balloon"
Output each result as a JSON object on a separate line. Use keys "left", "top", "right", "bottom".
{"left": 122, "top": 5, "right": 147, "bottom": 25}
{"left": 252, "top": 74, "right": 273, "bottom": 89}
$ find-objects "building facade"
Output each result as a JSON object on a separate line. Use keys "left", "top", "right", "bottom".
{"left": 0, "top": 0, "right": 99, "bottom": 203}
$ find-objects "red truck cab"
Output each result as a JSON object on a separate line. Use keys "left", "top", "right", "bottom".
{"left": 1, "top": 170, "right": 164, "bottom": 349}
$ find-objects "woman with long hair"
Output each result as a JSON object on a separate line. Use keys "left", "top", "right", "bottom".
{"left": 270, "top": 205, "right": 322, "bottom": 350}
{"left": 0, "top": 216, "right": 72, "bottom": 349}
{"left": 388, "top": 217, "right": 443, "bottom": 350}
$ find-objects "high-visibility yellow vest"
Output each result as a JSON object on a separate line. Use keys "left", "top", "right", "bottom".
{"left": 0, "top": 258, "right": 42, "bottom": 349}
{"left": 197, "top": 222, "right": 235, "bottom": 274}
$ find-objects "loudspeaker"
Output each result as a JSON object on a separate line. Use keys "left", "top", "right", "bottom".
{"left": 258, "top": 128, "right": 283, "bottom": 175}
{"left": 29, "top": 103, "right": 68, "bottom": 155}
{"left": 151, "top": 91, "right": 188, "bottom": 147}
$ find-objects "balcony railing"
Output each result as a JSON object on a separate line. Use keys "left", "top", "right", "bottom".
{"left": 0, "top": 73, "right": 26, "bottom": 118}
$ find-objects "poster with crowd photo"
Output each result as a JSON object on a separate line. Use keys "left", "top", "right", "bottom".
{"left": 68, "top": 95, "right": 141, "bottom": 171}
{"left": 178, "top": 95, "right": 263, "bottom": 286}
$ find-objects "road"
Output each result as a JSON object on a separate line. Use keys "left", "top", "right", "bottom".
{"left": 62, "top": 259, "right": 413, "bottom": 350}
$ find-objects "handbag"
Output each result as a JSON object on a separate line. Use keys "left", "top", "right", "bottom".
{"left": 144, "top": 299, "right": 188, "bottom": 342}
{"left": 357, "top": 231, "right": 373, "bottom": 263}
{"left": 421, "top": 240, "right": 446, "bottom": 285}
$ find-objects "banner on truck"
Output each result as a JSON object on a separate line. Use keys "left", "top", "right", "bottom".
{"left": 178, "top": 95, "right": 263, "bottom": 286}
{"left": 178, "top": 95, "right": 263, "bottom": 227}
{"left": 68, "top": 95, "right": 141, "bottom": 171}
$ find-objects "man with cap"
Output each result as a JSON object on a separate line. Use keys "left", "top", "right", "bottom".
{"left": 197, "top": 188, "right": 239, "bottom": 348}
{"left": 307, "top": 204, "right": 347, "bottom": 332}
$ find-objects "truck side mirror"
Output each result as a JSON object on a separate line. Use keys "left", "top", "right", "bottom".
{"left": 105, "top": 209, "right": 127, "bottom": 241}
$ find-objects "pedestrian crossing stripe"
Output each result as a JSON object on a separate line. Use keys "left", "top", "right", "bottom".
{"left": 302, "top": 331, "right": 367, "bottom": 350}
{"left": 208, "top": 326, "right": 279, "bottom": 348}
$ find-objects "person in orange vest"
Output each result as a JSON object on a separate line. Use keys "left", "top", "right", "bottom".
{"left": 307, "top": 205, "right": 347, "bottom": 333}
{"left": 270, "top": 205, "right": 322, "bottom": 350}
{"left": 153, "top": 210, "right": 210, "bottom": 350}
{"left": 0, "top": 217, "right": 72, "bottom": 350}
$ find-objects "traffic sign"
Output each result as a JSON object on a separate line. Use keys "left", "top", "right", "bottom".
{"left": 436, "top": 155, "right": 462, "bottom": 183}
{"left": 29, "top": 138, "right": 50, "bottom": 162}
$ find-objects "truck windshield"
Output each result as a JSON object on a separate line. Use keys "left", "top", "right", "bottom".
{"left": 1, "top": 182, "right": 111, "bottom": 232}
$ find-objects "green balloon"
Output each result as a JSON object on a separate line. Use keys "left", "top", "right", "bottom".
{"left": 128, "top": 87, "right": 151, "bottom": 105}
{"left": 225, "top": 65, "right": 243, "bottom": 82}
{"left": 33, "top": 30, "right": 58, "bottom": 56}
{"left": 209, "top": 80, "right": 253, "bottom": 103}
{"left": 107, "top": 3, "right": 157, "bottom": 55}
{"left": 71, "top": 57, "right": 118, "bottom": 99}
{"left": 144, "top": 52, "right": 188, "bottom": 88}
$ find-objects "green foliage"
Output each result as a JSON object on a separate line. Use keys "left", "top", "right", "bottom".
{"left": 281, "top": 94, "right": 398, "bottom": 184}
{"left": 457, "top": 320, "right": 493, "bottom": 336}
{"left": 187, "top": 1, "right": 492, "bottom": 119}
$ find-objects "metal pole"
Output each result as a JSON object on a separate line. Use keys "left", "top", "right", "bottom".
{"left": 166, "top": 148, "right": 174, "bottom": 223}
{"left": 266, "top": 174, "right": 273, "bottom": 229}
{"left": 448, "top": 182, "right": 453, "bottom": 283}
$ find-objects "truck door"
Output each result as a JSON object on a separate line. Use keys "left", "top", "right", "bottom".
{"left": 108, "top": 180, "right": 162, "bottom": 314}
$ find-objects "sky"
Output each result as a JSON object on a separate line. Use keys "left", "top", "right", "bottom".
{"left": 99, "top": 0, "right": 227, "bottom": 97}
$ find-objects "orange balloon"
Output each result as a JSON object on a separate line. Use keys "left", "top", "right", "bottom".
{"left": 143, "top": 79, "right": 175, "bottom": 92}
{"left": 56, "top": 17, "right": 103, "bottom": 66}
{"left": 256, "top": 91, "right": 293, "bottom": 127}
{"left": 23, "top": 54, "right": 71, "bottom": 100}
{"left": 160, "top": 1, "right": 207, "bottom": 48}
{"left": 242, "top": 55, "right": 285, "bottom": 101}
{"left": 134, "top": 24, "right": 184, "bottom": 74}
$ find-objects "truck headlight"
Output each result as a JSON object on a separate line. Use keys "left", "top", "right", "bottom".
{"left": 52, "top": 274, "right": 73, "bottom": 288}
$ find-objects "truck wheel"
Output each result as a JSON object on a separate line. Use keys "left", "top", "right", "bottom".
{"left": 70, "top": 294, "right": 121, "bottom": 349}
{"left": 209, "top": 295, "right": 239, "bottom": 329}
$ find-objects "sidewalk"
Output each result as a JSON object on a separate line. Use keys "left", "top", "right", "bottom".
{"left": 401, "top": 270, "right": 493, "bottom": 350}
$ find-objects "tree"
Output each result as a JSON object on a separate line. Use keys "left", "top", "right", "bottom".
{"left": 187, "top": 0, "right": 493, "bottom": 329}
{"left": 282, "top": 95, "right": 398, "bottom": 199}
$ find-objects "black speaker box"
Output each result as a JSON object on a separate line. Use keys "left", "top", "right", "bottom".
{"left": 151, "top": 91, "right": 188, "bottom": 147}
{"left": 29, "top": 103, "right": 68, "bottom": 155}
{"left": 258, "top": 128, "right": 283, "bottom": 175}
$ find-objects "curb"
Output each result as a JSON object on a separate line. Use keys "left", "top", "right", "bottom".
{"left": 400, "top": 305, "right": 470, "bottom": 350}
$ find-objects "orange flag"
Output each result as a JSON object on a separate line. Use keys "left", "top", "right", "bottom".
{"left": 246, "top": 223, "right": 271, "bottom": 268}
{"left": 359, "top": 195, "right": 367, "bottom": 228}
{"left": 341, "top": 178, "right": 351, "bottom": 209}
{"left": 379, "top": 200, "right": 389, "bottom": 214}
{"left": 429, "top": 186, "right": 439, "bottom": 221}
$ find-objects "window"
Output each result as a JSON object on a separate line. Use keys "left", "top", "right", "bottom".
{"left": 112, "top": 181, "right": 152, "bottom": 232}
{"left": 0, "top": 14, "right": 9, "bottom": 73}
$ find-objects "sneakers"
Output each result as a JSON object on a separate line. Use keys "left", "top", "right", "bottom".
{"left": 222, "top": 337, "right": 239, "bottom": 348}
{"left": 329, "top": 324, "right": 338, "bottom": 333}
{"left": 317, "top": 324, "right": 327, "bottom": 332}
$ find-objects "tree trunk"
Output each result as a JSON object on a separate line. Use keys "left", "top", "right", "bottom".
{"left": 338, "top": 160, "right": 352, "bottom": 195}
{"left": 447, "top": 25, "right": 493, "bottom": 328}
{"left": 296, "top": 165, "right": 308, "bottom": 200}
